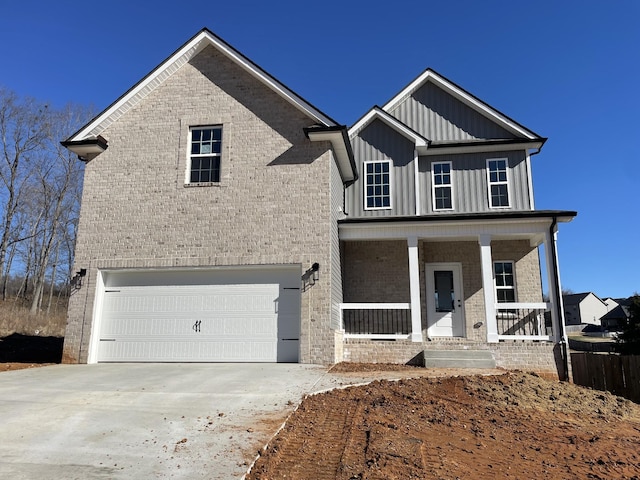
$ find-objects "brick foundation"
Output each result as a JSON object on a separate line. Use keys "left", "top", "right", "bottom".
{"left": 343, "top": 338, "right": 566, "bottom": 380}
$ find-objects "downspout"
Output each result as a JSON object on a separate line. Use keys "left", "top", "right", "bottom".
{"left": 549, "top": 215, "right": 569, "bottom": 381}
{"left": 526, "top": 146, "right": 543, "bottom": 210}
{"left": 343, "top": 185, "right": 348, "bottom": 217}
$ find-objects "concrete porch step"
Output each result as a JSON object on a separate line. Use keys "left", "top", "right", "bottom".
{"left": 423, "top": 349, "right": 496, "bottom": 369}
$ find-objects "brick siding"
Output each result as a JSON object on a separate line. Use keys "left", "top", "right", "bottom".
{"left": 64, "top": 45, "right": 338, "bottom": 364}
{"left": 340, "top": 238, "right": 559, "bottom": 377}
{"left": 343, "top": 339, "right": 564, "bottom": 379}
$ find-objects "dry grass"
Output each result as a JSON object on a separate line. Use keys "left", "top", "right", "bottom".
{"left": 0, "top": 301, "right": 67, "bottom": 338}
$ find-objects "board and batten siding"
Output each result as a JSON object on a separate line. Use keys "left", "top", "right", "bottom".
{"left": 347, "top": 119, "right": 415, "bottom": 218}
{"left": 418, "top": 150, "right": 531, "bottom": 214}
{"left": 389, "top": 82, "right": 517, "bottom": 142}
{"left": 330, "top": 154, "right": 344, "bottom": 330}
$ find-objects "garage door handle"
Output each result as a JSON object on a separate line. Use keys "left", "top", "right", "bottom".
{"left": 193, "top": 320, "right": 201, "bottom": 333}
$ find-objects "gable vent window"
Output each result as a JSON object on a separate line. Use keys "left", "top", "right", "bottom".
{"left": 364, "top": 160, "right": 392, "bottom": 210}
{"left": 187, "top": 126, "right": 222, "bottom": 184}
{"left": 487, "top": 158, "right": 510, "bottom": 208}
{"left": 432, "top": 161, "right": 453, "bottom": 211}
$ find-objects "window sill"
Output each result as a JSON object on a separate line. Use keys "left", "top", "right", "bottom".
{"left": 184, "top": 182, "right": 223, "bottom": 188}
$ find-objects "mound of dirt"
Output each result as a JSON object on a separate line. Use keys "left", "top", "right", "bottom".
{"left": 329, "top": 362, "right": 427, "bottom": 373}
{"left": 247, "top": 372, "right": 640, "bottom": 479}
{"left": 0, "top": 333, "right": 63, "bottom": 363}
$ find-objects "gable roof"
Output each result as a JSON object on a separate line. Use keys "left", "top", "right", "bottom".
{"left": 348, "top": 106, "right": 430, "bottom": 148}
{"left": 601, "top": 304, "right": 631, "bottom": 321}
{"left": 62, "top": 28, "right": 356, "bottom": 182}
{"left": 563, "top": 292, "right": 607, "bottom": 307}
{"left": 382, "top": 68, "right": 544, "bottom": 142}
{"left": 66, "top": 28, "right": 339, "bottom": 142}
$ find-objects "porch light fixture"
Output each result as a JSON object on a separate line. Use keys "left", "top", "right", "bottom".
{"left": 71, "top": 268, "right": 87, "bottom": 289}
{"left": 302, "top": 263, "right": 320, "bottom": 291}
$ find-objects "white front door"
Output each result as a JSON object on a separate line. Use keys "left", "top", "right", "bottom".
{"left": 426, "top": 263, "right": 465, "bottom": 337}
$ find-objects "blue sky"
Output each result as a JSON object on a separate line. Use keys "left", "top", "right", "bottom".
{"left": 1, "top": 1, "right": 638, "bottom": 298}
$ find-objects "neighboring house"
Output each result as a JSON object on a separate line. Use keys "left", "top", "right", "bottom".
{"left": 562, "top": 292, "right": 609, "bottom": 326}
{"left": 61, "top": 29, "right": 576, "bottom": 378}
{"left": 603, "top": 297, "right": 619, "bottom": 311}
{"left": 601, "top": 298, "right": 632, "bottom": 331}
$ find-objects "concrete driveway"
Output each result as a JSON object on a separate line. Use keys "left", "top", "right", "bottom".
{"left": 0, "top": 363, "right": 329, "bottom": 479}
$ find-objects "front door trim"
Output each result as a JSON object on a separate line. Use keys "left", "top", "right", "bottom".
{"left": 425, "top": 262, "right": 465, "bottom": 337}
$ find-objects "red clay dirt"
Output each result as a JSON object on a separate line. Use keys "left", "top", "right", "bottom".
{"left": 247, "top": 365, "right": 640, "bottom": 480}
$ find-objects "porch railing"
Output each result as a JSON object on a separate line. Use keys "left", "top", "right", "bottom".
{"left": 495, "top": 302, "right": 552, "bottom": 341}
{"left": 340, "top": 303, "right": 411, "bottom": 339}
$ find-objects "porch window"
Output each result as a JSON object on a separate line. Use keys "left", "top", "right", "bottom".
{"left": 364, "top": 160, "right": 391, "bottom": 210}
{"left": 494, "top": 261, "right": 516, "bottom": 303}
{"left": 487, "top": 158, "right": 509, "bottom": 208}
{"left": 432, "top": 161, "right": 453, "bottom": 211}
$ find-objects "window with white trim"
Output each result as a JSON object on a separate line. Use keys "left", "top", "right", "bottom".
{"left": 487, "top": 158, "right": 509, "bottom": 207}
{"left": 187, "top": 126, "right": 222, "bottom": 184}
{"left": 364, "top": 160, "right": 391, "bottom": 210}
{"left": 494, "top": 261, "right": 516, "bottom": 303}
{"left": 432, "top": 161, "right": 453, "bottom": 211}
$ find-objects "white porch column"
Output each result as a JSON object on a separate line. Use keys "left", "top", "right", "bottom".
{"left": 413, "top": 148, "right": 421, "bottom": 216}
{"left": 543, "top": 227, "right": 567, "bottom": 343}
{"left": 407, "top": 236, "right": 423, "bottom": 342}
{"left": 479, "top": 234, "right": 498, "bottom": 343}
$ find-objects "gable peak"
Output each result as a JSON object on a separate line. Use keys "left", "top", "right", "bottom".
{"left": 382, "top": 68, "right": 542, "bottom": 141}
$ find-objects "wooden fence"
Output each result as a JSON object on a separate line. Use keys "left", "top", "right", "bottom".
{"left": 571, "top": 352, "right": 640, "bottom": 403}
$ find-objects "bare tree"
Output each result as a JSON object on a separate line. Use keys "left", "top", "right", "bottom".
{"left": 0, "top": 88, "right": 50, "bottom": 301}
{"left": 28, "top": 105, "right": 86, "bottom": 314}
{"left": 0, "top": 88, "right": 90, "bottom": 313}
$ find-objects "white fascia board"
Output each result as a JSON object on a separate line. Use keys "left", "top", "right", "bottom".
{"left": 339, "top": 217, "right": 570, "bottom": 241}
{"left": 382, "top": 70, "right": 539, "bottom": 141}
{"left": 348, "top": 108, "right": 429, "bottom": 147}
{"left": 69, "top": 30, "right": 335, "bottom": 142}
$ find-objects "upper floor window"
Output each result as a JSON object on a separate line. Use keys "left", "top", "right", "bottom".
{"left": 187, "top": 126, "right": 222, "bottom": 184}
{"left": 494, "top": 261, "right": 516, "bottom": 303}
{"left": 364, "top": 160, "right": 391, "bottom": 210}
{"left": 487, "top": 158, "right": 509, "bottom": 208}
{"left": 432, "top": 161, "right": 453, "bottom": 211}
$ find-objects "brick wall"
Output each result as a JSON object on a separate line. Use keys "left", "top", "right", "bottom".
{"left": 64, "top": 45, "right": 338, "bottom": 365}
{"left": 340, "top": 238, "right": 559, "bottom": 376}
{"left": 342, "top": 240, "right": 410, "bottom": 303}
{"left": 344, "top": 339, "right": 563, "bottom": 379}
{"left": 341, "top": 239, "right": 544, "bottom": 339}
{"left": 492, "top": 239, "right": 543, "bottom": 303}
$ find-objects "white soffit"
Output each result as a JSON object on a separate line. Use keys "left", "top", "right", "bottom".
{"left": 381, "top": 69, "right": 540, "bottom": 141}
{"left": 306, "top": 129, "right": 355, "bottom": 183}
{"left": 68, "top": 29, "right": 336, "bottom": 142}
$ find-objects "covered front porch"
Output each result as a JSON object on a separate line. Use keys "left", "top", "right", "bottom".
{"left": 337, "top": 211, "right": 575, "bottom": 373}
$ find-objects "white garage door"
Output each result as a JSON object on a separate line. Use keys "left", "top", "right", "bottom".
{"left": 93, "top": 267, "right": 300, "bottom": 363}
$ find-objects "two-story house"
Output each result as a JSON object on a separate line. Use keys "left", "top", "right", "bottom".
{"left": 61, "top": 29, "right": 575, "bottom": 378}
{"left": 339, "top": 70, "right": 576, "bottom": 376}
{"left": 563, "top": 292, "right": 609, "bottom": 327}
